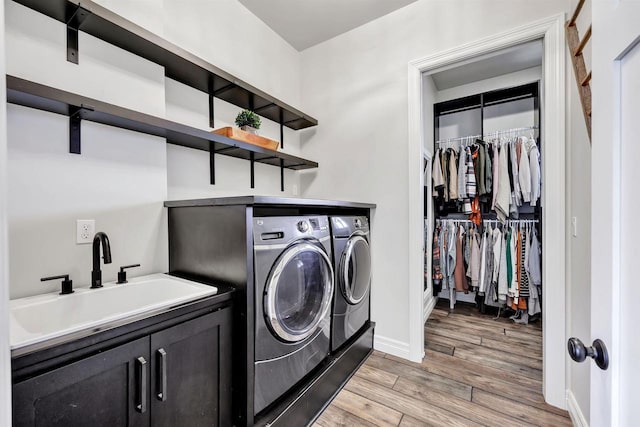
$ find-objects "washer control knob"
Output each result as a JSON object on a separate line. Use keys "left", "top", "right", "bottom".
{"left": 297, "top": 220, "right": 309, "bottom": 232}
{"left": 354, "top": 218, "right": 362, "bottom": 228}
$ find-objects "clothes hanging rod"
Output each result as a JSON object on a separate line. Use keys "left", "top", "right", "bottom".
{"left": 436, "top": 219, "right": 539, "bottom": 224}
{"left": 436, "top": 126, "right": 538, "bottom": 145}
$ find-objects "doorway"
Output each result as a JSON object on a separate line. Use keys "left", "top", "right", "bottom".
{"left": 407, "top": 14, "right": 567, "bottom": 409}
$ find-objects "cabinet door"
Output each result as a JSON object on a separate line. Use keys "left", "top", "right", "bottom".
{"left": 13, "top": 337, "right": 150, "bottom": 427}
{"left": 150, "top": 307, "right": 232, "bottom": 427}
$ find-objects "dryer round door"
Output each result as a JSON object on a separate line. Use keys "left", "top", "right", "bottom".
{"left": 339, "top": 235, "right": 371, "bottom": 305}
{"left": 264, "top": 241, "right": 334, "bottom": 343}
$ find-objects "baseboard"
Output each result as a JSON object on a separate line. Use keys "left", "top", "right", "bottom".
{"left": 374, "top": 334, "right": 411, "bottom": 359}
{"left": 423, "top": 294, "right": 437, "bottom": 323}
{"left": 566, "top": 389, "right": 588, "bottom": 427}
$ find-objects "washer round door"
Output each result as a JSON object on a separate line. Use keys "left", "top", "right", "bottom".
{"left": 339, "top": 235, "right": 371, "bottom": 305}
{"left": 264, "top": 241, "right": 334, "bottom": 343}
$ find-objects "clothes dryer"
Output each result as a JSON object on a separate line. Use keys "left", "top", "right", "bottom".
{"left": 252, "top": 216, "right": 334, "bottom": 415}
{"left": 329, "top": 216, "right": 372, "bottom": 352}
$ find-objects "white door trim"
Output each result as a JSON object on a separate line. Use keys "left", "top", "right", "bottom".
{"left": 407, "top": 13, "right": 566, "bottom": 409}
{"left": 0, "top": 0, "right": 11, "bottom": 423}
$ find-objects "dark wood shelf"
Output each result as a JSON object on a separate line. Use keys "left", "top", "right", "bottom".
{"left": 12, "top": 0, "right": 318, "bottom": 131}
{"left": 7, "top": 75, "right": 318, "bottom": 171}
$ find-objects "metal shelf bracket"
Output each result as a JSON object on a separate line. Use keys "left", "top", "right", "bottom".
{"left": 208, "top": 76, "right": 215, "bottom": 128}
{"left": 68, "top": 104, "right": 94, "bottom": 154}
{"left": 66, "top": 5, "right": 90, "bottom": 64}
{"left": 69, "top": 107, "right": 82, "bottom": 154}
{"left": 209, "top": 142, "right": 215, "bottom": 185}
{"left": 250, "top": 152, "right": 255, "bottom": 188}
{"left": 279, "top": 109, "right": 284, "bottom": 149}
{"left": 280, "top": 158, "right": 284, "bottom": 192}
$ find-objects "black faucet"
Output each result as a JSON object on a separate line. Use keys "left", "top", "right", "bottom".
{"left": 91, "top": 232, "right": 112, "bottom": 288}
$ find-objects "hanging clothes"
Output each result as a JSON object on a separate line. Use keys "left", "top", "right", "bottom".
{"left": 457, "top": 146, "right": 467, "bottom": 200}
{"left": 464, "top": 147, "right": 476, "bottom": 214}
{"left": 469, "top": 147, "right": 482, "bottom": 225}
{"left": 495, "top": 144, "right": 511, "bottom": 222}
{"left": 454, "top": 225, "right": 469, "bottom": 293}
{"left": 432, "top": 223, "right": 443, "bottom": 287}
{"left": 468, "top": 227, "right": 481, "bottom": 288}
{"left": 478, "top": 229, "right": 488, "bottom": 293}
{"left": 527, "top": 139, "right": 541, "bottom": 207}
{"left": 485, "top": 143, "right": 493, "bottom": 200}
{"left": 491, "top": 141, "right": 500, "bottom": 211}
{"left": 509, "top": 142, "right": 522, "bottom": 207}
{"left": 448, "top": 149, "right": 459, "bottom": 201}
{"left": 476, "top": 142, "right": 487, "bottom": 196}
{"left": 445, "top": 222, "right": 457, "bottom": 290}
{"left": 518, "top": 137, "right": 532, "bottom": 203}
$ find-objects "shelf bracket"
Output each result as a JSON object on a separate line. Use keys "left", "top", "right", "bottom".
{"left": 209, "top": 142, "right": 215, "bottom": 185}
{"left": 66, "top": 5, "right": 90, "bottom": 64}
{"left": 69, "top": 107, "right": 82, "bottom": 154}
{"left": 250, "top": 152, "right": 255, "bottom": 189}
{"left": 208, "top": 75, "right": 215, "bottom": 128}
{"left": 280, "top": 159, "right": 284, "bottom": 192}
{"left": 279, "top": 109, "right": 284, "bottom": 149}
{"left": 68, "top": 104, "right": 94, "bottom": 154}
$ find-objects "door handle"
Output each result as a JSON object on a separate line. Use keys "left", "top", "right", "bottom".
{"left": 157, "top": 348, "right": 167, "bottom": 402}
{"left": 567, "top": 337, "right": 609, "bottom": 370}
{"left": 136, "top": 356, "right": 148, "bottom": 413}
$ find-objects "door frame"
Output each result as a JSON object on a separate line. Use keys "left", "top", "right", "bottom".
{"left": 407, "top": 13, "right": 567, "bottom": 408}
{"left": 0, "top": 0, "right": 11, "bottom": 422}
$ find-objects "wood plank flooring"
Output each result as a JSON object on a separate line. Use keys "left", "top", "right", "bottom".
{"left": 314, "top": 301, "right": 571, "bottom": 426}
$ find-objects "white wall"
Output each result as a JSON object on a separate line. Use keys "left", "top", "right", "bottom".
{"left": 0, "top": 0, "right": 12, "bottom": 422}
{"left": 299, "top": 0, "right": 570, "bottom": 357}
{"left": 566, "top": 0, "right": 592, "bottom": 422}
{"left": 5, "top": 0, "right": 307, "bottom": 300}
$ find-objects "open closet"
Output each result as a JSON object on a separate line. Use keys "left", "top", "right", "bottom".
{"left": 423, "top": 40, "right": 544, "bottom": 326}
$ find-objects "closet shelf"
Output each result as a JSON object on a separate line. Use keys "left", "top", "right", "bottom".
{"left": 6, "top": 75, "right": 318, "bottom": 171}
{"left": 12, "top": 0, "right": 318, "bottom": 131}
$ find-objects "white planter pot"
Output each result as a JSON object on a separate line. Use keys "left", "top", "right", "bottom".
{"left": 240, "top": 125, "right": 258, "bottom": 134}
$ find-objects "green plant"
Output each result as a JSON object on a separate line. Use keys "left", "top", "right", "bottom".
{"left": 235, "top": 109, "right": 261, "bottom": 129}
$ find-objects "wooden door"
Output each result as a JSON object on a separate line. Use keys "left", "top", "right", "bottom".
{"left": 591, "top": 1, "right": 640, "bottom": 425}
{"left": 12, "top": 337, "right": 150, "bottom": 427}
{"left": 150, "top": 308, "right": 233, "bottom": 427}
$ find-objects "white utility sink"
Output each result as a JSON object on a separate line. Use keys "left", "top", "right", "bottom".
{"left": 10, "top": 273, "right": 218, "bottom": 351}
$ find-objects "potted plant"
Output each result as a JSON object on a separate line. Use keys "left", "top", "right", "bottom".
{"left": 235, "top": 109, "right": 261, "bottom": 134}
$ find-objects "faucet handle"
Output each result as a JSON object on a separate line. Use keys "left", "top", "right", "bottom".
{"left": 41, "top": 274, "right": 74, "bottom": 295}
{"left": 117, "top": 264, "right": 141, "bottom": 284}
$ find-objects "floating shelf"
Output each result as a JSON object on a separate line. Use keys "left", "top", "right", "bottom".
{"left": 6, "top": 75, "right": 318, "bottom": 189}
{"left": 12, "top": 0, "right": 318, "bottom": 131}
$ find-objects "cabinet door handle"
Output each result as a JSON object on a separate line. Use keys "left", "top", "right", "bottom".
{"left": 136, "top": 356, "right": 147, "bottom": 413}
{"left": 157, "top": 348, "right": 167, "bottom": 402}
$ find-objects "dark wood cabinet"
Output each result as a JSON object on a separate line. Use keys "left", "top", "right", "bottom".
{"left": 13, "top": 337, "right": 150, "bottom": 427}
{"left": 12, "top": 305, "right": 233, "bottom": 427}
{"left": 150, "top": 309, "right": 232, "bottom": 427}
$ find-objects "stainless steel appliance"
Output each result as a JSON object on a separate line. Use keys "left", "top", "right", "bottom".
{"left": 252, "top": 216, "right": 334, "bottom": 414}
{"left": 329, "top": 216, "right": 371, "bottom": 352}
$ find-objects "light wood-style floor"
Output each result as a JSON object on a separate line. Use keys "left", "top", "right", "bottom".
{"left": 315, "top": 301, "right": 571, "bottom": 426}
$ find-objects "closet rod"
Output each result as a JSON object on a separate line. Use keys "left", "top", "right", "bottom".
{"left": 436, "top": 219, "right": 539, "bottom": 224}
{"left": 436, "top": 126, "right": 538, "bottom": 145}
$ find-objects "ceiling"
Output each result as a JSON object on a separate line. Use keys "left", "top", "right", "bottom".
{"left": 430, "top": 40, "right": 543, "bottom": 91}
{"left": 238, "top": 0, "right": 418, "bottom": 51}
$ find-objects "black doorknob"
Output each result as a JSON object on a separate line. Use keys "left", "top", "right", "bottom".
{"left": 567, "top": 337, "right": 609, "bottom": 370}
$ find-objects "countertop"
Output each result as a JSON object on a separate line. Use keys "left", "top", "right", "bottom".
{"left": 163, "top": 196, "right": 376, "bottom": 209}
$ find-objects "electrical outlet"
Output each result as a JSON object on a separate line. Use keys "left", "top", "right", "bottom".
{"left": 76, "top": 219, "right": 95, "bottom": 244}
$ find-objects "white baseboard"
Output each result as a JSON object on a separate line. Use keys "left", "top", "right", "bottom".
{"left": 423, "top": 294, "right": 437, "bottom": 323}
{"left": 566, "top": 389, "right": 588, "bottom": 427}
{"left": 373, "top": 335, "right": 411, "bottom": 360}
